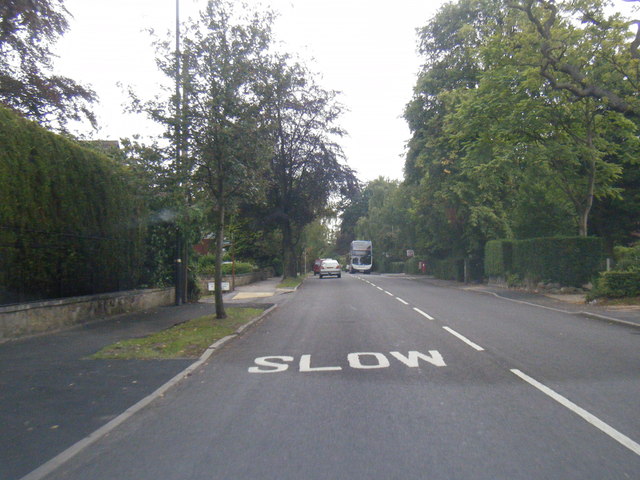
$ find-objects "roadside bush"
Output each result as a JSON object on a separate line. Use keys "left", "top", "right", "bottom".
{"left": 614, "top": 243, "right": 640, "bottom": 272}
{"left": 374, "top": 256, "right": 389, "bottom": 273}
{"left": 484, "top": 240, "right": 513, "bottom": 278}
{"left": 432, "top": 258, "right": 464, "bottom": 282}
{"left": 389, "top": 261, "right": 405, "bottom": 273}
{"left": 588, "top": 271, "right": 640, "bottom": 299}
{"left": 405, "top": 257, "right": 421, "bottom": 274}
{"left": 484, "top": 236, "right": 603, "bottom": 287}
{"left": 196, "top": 254, "right": 257, "bottom": 276}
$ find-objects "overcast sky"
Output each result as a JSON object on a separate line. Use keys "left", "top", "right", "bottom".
{"left": 53, "top": 0, "right": 444, "bottom": 182}
{"left": 54, "top": 0, "right": 638, "bottom": 183}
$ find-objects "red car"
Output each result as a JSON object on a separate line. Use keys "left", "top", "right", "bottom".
{"left": 313, "top": 258, "right": 324, "bottom": 275}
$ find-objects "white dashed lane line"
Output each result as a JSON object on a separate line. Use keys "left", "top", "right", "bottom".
{"left": 359, "top": 276, "right": 485, "bottom": 353}
{"left": 442, "top": 326, "right": 485, "bottom": 351}
{"left": 357, "top": 275, "right": 640, "bottom": 457}
{"left": 413, "top": 307, "right": 434, "bottom": 320}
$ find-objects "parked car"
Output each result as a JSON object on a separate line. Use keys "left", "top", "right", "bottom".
{"left": 319, "top": 259, "right": 341, "bottom": 278}
{"left": 313, "top": 258, "right": 325, "bottom": 276}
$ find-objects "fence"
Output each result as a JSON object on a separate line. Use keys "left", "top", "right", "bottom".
{"left": 0, "top": 225, "right": 146, "bottom": 306}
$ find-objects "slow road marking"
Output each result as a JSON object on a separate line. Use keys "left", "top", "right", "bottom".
{"left": 249, "top": 350, "right": 447, "bottom": 373}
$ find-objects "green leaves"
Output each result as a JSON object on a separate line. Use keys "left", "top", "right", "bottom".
{"left": 0, "top": 0, "right": 97, "bottom": 131}
{"left": 404, "top": 0, "right": 640, "bottom": 255}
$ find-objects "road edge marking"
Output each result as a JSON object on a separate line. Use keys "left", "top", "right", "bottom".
{"left": 510, "top": 369, "right": 640, "bottom": 457}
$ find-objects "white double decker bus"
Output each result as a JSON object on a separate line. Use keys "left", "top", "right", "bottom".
{"left": 349, "top": 240, "right": 372, "bottom": 274}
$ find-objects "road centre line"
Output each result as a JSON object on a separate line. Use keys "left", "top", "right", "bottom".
{"left": 511, "top": 369, "right": 640, "bottom": 457}
{"left": 413, "top": 307, "right": 435, "bottom": 320}
{"left": 385, "top": 291, "right": 394, "bottom": 296}
{"left": 377, "top": 286, "right": 384, "bottom": 291}
{"left": 442, "top": 326, "right": 485, "bottom": 351}
{"left": 396, "top": 297, "right": 409, "bottom": 305}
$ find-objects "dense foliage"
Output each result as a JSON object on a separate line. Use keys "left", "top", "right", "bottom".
{"left": 403, "top": 0, "right": 640, "bottom": 255}
{"left": 341, "top": 0, "right": 640, "bottom": 291}
{"left": 485, "top": 237, "right": 604, "bottom": 287}
{"left": 131, "top": 0, "right": 356, "bottom": 317}
{"left": 0, "top": 0, "right": 96, "bottom": 130}
{"left": 0, "top": 106, "right": 145, "bottom": 303}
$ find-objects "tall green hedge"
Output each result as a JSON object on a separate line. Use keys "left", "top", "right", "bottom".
{"left": 484, "top": 240, "right": 513, "bottom": 277}
{"left": 0, "top": 106, "right": 147, "bottom": 303}
{"left": 485, "top": 236, "right": 604, "bottom": 287}
{"left": 433, "top": 258, "right": 465, "bottom": 282}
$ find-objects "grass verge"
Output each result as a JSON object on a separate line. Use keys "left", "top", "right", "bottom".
{"left": 90, "top": 307, "right": 263, "bottom": 360}
{"left": 277, "top": 276, "right": 303, "bottom": 289}
{"left": 590, "top": 296, "right": 640, "bottom": 306}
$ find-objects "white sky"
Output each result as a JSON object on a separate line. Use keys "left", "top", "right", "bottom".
{"left": 54, "top": 0, "right": 445, "bottom": 182}
{"left": 54, "top": 0, "right": 638, "bottom": 183}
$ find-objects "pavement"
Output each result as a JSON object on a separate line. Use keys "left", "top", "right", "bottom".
{"left": 0, "top": 276, "right": 292, "bottom": 480}
{"left": 1, "top": 273, "right": 638, "bottom": 480}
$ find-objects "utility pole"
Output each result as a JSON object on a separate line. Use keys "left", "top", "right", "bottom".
{"left": 174, "top": 0, "right": 186, "bottom": 305}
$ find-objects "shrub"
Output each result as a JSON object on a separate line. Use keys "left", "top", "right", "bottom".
{"left": 614, "top": 243, "right": 640, "bottom": 272}
{"left": 404, "top": 257, "right": 421, "bottom": 274}
{"left": 588, "top": 271, "right": 640, "bottom": 299}
{"left": 432, "top": 258, "right": 465, "bottom": 282}
{"left": 389, "top": 261, "right": 405, "bottom": 273}
{"left": 195, "top": 254, "right": 257, "bottom": 276}
{"left": 484, "top": 240, "right": 513, "bottom": 278}
{"left": 484, "top": 236, "right": 603, "bottom": 287}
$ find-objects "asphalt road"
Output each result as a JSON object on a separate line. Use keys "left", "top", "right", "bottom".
{"left": 30, "top": 274, "right": 640, "bottom": 479}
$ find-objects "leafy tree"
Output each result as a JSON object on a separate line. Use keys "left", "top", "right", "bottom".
{"left": 135, "top": 0, "right": 274, "bottom": 318}
{"left": 179, "top": 0, "right": 274, "bottom": 317}
{"left": 405, "top": 0, "right": 640, "bottom": 264}
{"left": 509, "top": 0, "right": 640, "bottom": 116}
{"left": 336, "top": 186, "right": 368, "bottom": 254}
{"left": 259, "top": 58, "right": 358, "bottom": 278}
{"left": 351, "top": 178, "right": 416, "bottom": 265}
{"left": 0, "top": 0, "right": 96, "bottom": 130}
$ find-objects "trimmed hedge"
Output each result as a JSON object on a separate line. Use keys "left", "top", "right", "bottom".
{"left": 484, "top": 240, "right": 513, "bottom": 277}
{"left": 433, "top": 258, "right": 465, "bottom": 282}
{"left": 196, "top": 255, "right": 257, "bottom": 276}
{"left": 0, "top": 106, "right": 146, "bottom": 303}
{"left": 389, "top": 261, "right": 405, "bottom": 273}
{"left": 591, "top": 271, "right": 640, "bottom": 298}
{"left": 485, "top": 236, "right": 604, "bottom": 287}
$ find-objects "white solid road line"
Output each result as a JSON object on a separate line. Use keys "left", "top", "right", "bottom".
{"left": 413, "top": 307, "right": 435, "bottom": 320}
{"left": 442, "top": 326, "right": 485, "bottom": 351}
{"left": 511, "top": 369, "right": 640, "bottom": 457}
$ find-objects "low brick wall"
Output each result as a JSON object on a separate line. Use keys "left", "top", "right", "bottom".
{"left": 0, "top": 288, "right": 174, "bottom": 342}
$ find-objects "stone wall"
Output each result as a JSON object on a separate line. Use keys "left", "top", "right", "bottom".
{"left": 199, "top": 268, "right": 275, "bottom": 294}
{"left": 0, "top": 288, "right": 174, "bottom": 342}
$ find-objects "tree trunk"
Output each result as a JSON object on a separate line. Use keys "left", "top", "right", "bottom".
{"left": 282, "top": 221, "right": 297, "bottom": 279}
{"left": 579, "top": 118, "right": 597, "bottom": 237}
{"left": 214, "top": 203, "right": 227, "bottom": 319}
